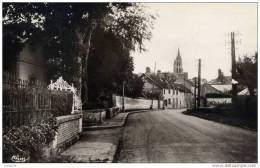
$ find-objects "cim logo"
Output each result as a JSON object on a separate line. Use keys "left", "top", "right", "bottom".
{"left": 11, "top": 155, "right": 29, "bottom": 163}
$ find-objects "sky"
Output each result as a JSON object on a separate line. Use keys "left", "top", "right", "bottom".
{"left": 132, "top": 3, "right": 257, "bottom": 81}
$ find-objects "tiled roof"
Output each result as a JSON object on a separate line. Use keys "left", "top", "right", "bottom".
{"left": 208, "top": 76, "right": 231, "bottom": 85}
{"left": 173, "top": 83, "right": 192, "bottom": 93}
{"left": 141, "top": 73, "right": 164, "bottom": 89}
{"left": 141, "top": 73, "right": 192, "bottom": 93}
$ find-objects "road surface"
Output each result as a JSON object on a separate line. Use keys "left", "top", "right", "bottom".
{"left": 117, "top": 109, "right": 257, "bottom": 163}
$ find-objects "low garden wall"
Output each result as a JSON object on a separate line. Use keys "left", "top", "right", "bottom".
{"left": 82, "top": 107, "right": 120, "bottom": 126}
{"left": 52, "top": 114, "right": 83, "bottom": 152}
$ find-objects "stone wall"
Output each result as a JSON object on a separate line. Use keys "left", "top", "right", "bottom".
{"left": 52, "top": 114, "right": 82, "bottom": 152}
{"left": 114, "top": 95, "right": 163, "bottom": 111}
{"left": 82, "top": 107, "right": 120, "bottom": 126}
{"left": 82, "top": 109, "right": 106, "bottom": 126}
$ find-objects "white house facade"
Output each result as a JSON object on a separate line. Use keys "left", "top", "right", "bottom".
{"left": 162, "top": 86, "right": 193, "bottom": 109}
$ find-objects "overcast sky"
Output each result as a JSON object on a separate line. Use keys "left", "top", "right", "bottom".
{"left": 132, "top": 3, "right": 257, "bottom": 80}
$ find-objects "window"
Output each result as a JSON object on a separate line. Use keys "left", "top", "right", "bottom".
{"left": 168, "top": 98, "right": 171, "bottom": 104}
{"left": 168, "top": 88, "right": 170, "bottom": 94}
{"left": 163, "top": 89, "right": 165, "bottom": 94}
{"left": 176, "top": 89, "right": 178, "bottom": 95}
{"left": 173, "top": 89, "right": 175, "bottom": 95}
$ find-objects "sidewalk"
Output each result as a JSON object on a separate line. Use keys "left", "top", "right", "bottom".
{"left": 60, "top": 128, "right": 122, "bottom": 162}
{"left": 83, "top": 112, "right": 129, "bottom": 131}
{"left": 60, "top": 110, "right": 149, "bottom": 163}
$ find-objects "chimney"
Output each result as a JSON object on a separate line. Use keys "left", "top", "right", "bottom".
{"left": 146, "top": 66, "right": 151, "bottom": 74}
{"left": 218, "top": 69, "right": 222, "bottom": 78}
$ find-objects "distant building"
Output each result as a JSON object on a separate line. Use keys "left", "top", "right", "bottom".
{"left": 208, "top": 69, "right": 232, "bottom": 94}
{"left": 140, "top": 73, "right": 163, "bottom": 93}
{"left": 174, "top": 48, "right": 183, "bottom": 74}
{"left": 162, "top": 83, "right": 193, "bottom": 109}
{"left": 154, "top": 48, "right": 192, "bottom": 90}
{"left": 173, "top": 48, "right": 188, "bottom": 80}
{"left": 140, "top": 72, "right": 193, "bottom": 109}
{"left": 3, "top": 42, "right": 47, "bottom": 82}
{"left": 141, "top": 48, "right": 195, "bottom": 108}
{"left": 201, "top": 69, "right": 232, "bottom": 106}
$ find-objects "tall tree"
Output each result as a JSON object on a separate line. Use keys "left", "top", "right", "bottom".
{"left": 125, "top": 74, "right": 144, "bottom": 98}
{"left": 3, "top": 3, "right": 47, "bottom": 72}
{"left": 235, "top": 52, "right": 257, "bottom": 96}
{"left": 87, "top": 27, "right": 134, "bottom": 108}
{"left": 3, "top": 3, "right": 156, "bottom": 109}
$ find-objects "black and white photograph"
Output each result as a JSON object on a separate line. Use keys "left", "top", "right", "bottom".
{"left": 1, "top": 1, "right": 258, "bottom": 166}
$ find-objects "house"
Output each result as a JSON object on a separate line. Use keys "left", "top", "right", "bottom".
{"left": 201, "top": 69, "right": 232, "bottom": 106}
{"left": 162, "top": 83, "right": 193, "bottom": 109}
{"left": 140, "top": 48, "right": 195, "bottom": 109}
{"left": 140, "top": 72, "right": 193, "bottom": 109}
{"left": 3, "top": 42, "right": 47, "bottom": 82}
{"left": 208, "top": 69, "right": 232, "bottom": 94}
{"left": 140, "top": 72, "right": 164, "bottom": 93}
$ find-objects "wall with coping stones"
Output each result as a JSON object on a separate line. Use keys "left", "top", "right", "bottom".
{"left": 82, "top": 107, "right": 120, "bottom": 126}
{"left": 52, "top": 114, "right": 83, "bottom": 153}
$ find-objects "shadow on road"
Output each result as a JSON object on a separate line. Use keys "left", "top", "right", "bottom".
{"left": 182, "top": 108, "right": 257, "bottom": 131}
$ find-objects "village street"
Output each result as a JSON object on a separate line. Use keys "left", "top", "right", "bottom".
{"left": 2, "top": 3, "right": 257, "bottom": 165}
{"left": 117, "top": 109, "right": 257, "bottom": 163}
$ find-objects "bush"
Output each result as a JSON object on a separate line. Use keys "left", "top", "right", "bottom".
{"left": 51, "top": 91, "right": 73, "bottom": 116}
{"left": 3, "top": 114, "right": 58, "bottom": 163}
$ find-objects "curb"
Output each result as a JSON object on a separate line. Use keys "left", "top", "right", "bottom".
{"left": 83, "top": 109, "right": 155, "bottom": 131}
{"left": 80, "top": 109, "right": 160, "bottom": 163}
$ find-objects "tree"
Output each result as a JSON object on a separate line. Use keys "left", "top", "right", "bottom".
{"left": 3, "top": 3, "right": 47, "bottom": 73}
{"left": 125, "top": 74, "right": 144, "bottom": 98}
{"left": 78, "top": 3, "right": 155, "bottom": 108}
{"left": 235, "top": 52, "right": 257, "bottom": 96}
{"left": 87, "top": 27, "right": 134, "bottom": 108}
{"left": 143, "top": 90, "right": 163, "bottom": 100}
{"left": 3, "top": 3, "right": 156, "bottom": 109}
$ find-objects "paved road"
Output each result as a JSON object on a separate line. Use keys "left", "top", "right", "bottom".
{"left": 117, "top": 109, "right": 257, "bottom": 163}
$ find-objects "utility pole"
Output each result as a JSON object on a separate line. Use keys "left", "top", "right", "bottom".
{"left": 122, "top": 80, "right": 125, "bottom": 113}
{"left": 150, "top": 61, "right": 156, "bottom": 109}
{"left": 194, "top": 77, "right": 197, "bottom": 110}
{"left": 184, "top": 76, "right": 186, "bottom": 108}
{"left": 231, "top": 32, "right": 238, "bottom": 110}
{"left": 197, "top": 59, "right": 201, "bottom": 108}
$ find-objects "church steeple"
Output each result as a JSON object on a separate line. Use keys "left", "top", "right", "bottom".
{"left": 174, "top": 48, "right": 183, "bottom": 74}
{"left": 177, "top": 48, "right": 181, "bottom": 58}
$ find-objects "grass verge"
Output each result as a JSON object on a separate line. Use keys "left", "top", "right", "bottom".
{"left": 183, "top": 107, "right": 257, "bottom": 131}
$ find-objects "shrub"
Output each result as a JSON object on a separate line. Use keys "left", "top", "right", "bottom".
{"left": 51, "top": 91, "right": 73, "bottom": 116}
{"left": 3, "top": 114, "right": 58, "bottom": 163}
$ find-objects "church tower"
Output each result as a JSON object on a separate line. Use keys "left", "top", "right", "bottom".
{"left": 174, "top": 48, "right": 183, "bottom": 74}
